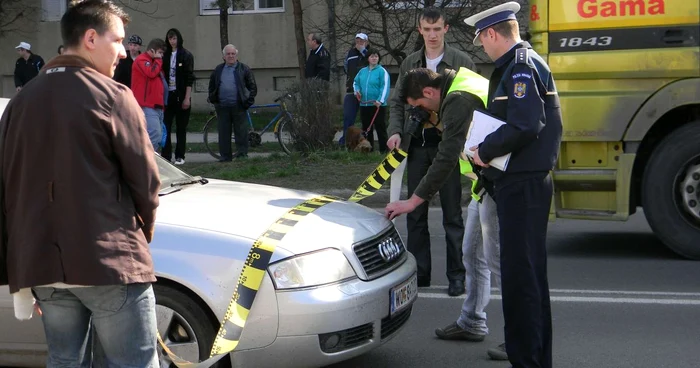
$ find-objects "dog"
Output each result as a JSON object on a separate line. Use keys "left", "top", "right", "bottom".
{"left": 345, "top": 126, "right": 372, "bottom": 153}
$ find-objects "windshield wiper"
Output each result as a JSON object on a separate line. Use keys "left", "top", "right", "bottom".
{"left": 170, "top": 176, "right": 209, "bottom": 187}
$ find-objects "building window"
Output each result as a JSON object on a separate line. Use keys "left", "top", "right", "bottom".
{"left": 199, "top": 0, "right": 285, "bottom": 15}
{"left": 41, "top": 0, "right": 69, "bottom": 22}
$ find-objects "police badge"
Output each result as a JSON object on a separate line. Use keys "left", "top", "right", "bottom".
{"left": 514, "top": 82, "right": 527, "bottom": 99}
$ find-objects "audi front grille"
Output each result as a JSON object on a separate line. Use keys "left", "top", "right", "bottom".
{"left": 352, "top": 226, "right": 406, "bottom": 280}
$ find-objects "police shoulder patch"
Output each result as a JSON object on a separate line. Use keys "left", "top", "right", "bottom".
{"left": 514, "top": 81, "right": 527, "bottom": 99}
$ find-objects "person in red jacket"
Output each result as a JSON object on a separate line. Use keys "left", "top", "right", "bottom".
{"left": 132, "top": 38, "right": 166, "bottom": 150}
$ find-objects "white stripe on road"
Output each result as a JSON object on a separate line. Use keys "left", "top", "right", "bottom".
{"left": 417, "top": 293, "right": 700, "bottom": 305}
{"left": 421, "top": 286, "right": 700, "bottom": 297}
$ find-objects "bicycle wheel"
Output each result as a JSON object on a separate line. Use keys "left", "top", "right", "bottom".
{"left": 203, "top": 114, "right": 221, "bottom": 160}
{"left": 277, "top": 116, "right": 299, "bottom": 155}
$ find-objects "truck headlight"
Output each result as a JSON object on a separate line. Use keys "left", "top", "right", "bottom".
{"left": 268, "top": 249, "right": 356, "bottom": 290}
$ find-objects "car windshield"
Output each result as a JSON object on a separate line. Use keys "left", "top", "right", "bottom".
{"left": 156, "top": 154, "right": 193, "bottom": 188}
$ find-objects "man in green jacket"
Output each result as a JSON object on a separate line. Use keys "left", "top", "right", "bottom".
{"left": 386, "top": 7, "right": 476, "bottom": 296}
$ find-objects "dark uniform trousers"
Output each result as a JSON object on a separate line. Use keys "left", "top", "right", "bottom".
{"left": 495, "top": 172, "right": 553, "bottom": 368}
{"left": 406, "top": 145, "right": 466, "bottom": 283}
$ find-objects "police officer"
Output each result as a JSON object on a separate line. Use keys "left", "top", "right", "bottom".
{"left": 465, "top": 2, "right": 563, "bottom": 367}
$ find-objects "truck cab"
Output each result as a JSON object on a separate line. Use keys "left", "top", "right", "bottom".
{"left": 529, "top": 0, "right": 700, "bottom": 258}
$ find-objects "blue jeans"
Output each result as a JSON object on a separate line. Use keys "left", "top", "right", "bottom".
{"left": 143, "top": 107, "right": 164, "bottom": 151}
{"left": 457, "top": 194, "right": 501, "bottom": 335}
{"left": 32, "top": 283, "right": 159, "bottom": 368}
{"left": 339, "top": 93, "right": 359, "bottom": 145}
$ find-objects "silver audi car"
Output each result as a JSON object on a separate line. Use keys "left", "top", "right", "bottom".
{"left": 0, "top": 98, "right": 418, "bottom": 368}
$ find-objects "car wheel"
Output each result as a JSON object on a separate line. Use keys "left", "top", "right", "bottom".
{"left": 642, "top": 121, "right": 700, "bottom": 259}
{"left": 154, "top": 284, "right": 231, "bottom": 368}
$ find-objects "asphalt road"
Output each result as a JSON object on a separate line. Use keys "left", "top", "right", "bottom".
{"left": 326, "top": 208, "right": 700, "bottom": 368}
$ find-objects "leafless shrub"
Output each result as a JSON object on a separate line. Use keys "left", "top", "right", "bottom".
{"left": 283, "top": 78, "right": 341, "bottom": 153}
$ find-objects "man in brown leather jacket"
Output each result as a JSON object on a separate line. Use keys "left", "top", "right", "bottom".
{"left": 0, "top": 1, "right": 160, "bottom": 366}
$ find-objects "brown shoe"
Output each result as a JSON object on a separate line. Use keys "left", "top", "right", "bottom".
{"left": 487, "top": 342, "right": 509, "bottom": 360}
{"left": 435, "top": 322, "right": 486, "bottom": 342}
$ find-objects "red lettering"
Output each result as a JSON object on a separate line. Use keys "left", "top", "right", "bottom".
{"left": 649, "top": 0, "right": 665, "bottom": 14}
{"left": 531, "top": 5, "right": 540, "bottom": 21}
{"left": 578, "top": 0, "right": 597, "bottom": 18}
{"left": 576, "top": 0, "right": 666, "bottom": 18}
{"left": 601, "top": 1, "right": 617, "bottom": 16}
{"left": 620, "top": 0, "right": 644, "bottom": 15}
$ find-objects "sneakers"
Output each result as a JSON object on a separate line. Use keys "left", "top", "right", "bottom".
{"left": 174, "top": 158, "right": 185, "bottom": 165}
{"left": 434, "top": 322, "right": 486, "bottom": 342}
{"left": 488, "top": 342, "right": 508, "bottom": 360}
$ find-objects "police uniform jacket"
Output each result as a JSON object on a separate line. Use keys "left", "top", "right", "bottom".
{"left": 478, "top": 41, "right": 563, "bottom": 188}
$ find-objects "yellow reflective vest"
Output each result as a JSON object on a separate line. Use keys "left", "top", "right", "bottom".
{"left": 445, "top": 67, "right": 490, "bottom": 201}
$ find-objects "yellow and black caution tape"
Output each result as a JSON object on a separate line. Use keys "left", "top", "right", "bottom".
{"left": 158, "top": 195, "right": 338, "bottom": 367}
{"left": 158, "top": 148, "right": 408, "bottom": 367}
{"left": 348, "top": 148, "right": 408, "bottom": 203}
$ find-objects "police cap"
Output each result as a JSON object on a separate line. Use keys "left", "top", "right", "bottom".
{"left": 464, "top": 2, "right": 520, "bottom": 46}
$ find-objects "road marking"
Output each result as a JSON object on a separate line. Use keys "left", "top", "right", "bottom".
{"left": 417, "top": 293, "right": 700, "bottom": 305}
{"left": 421, "top": 286, "right": 700, "bottom": 298}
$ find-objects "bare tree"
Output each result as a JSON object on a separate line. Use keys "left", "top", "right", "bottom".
{"left": 0, "top": 0, "right": 177, "bottom": 38}
{"left": 311, "top": 0, "right": 529, "bottom": 66}
{"left": 115, "top": 0, "right": 167, "bottom": 17}
{"left": 0, "top": 0, "right": 39, "bottom": 37}
{"left": 292, "top": 0, "right": 306, "bottom": 79}
{"left": 325, "top": 0, "right": 338, "bottom": 79}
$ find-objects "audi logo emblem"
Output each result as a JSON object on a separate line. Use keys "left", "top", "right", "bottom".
{"left": 378, "top": 238, "right": 402, "bottom": 262}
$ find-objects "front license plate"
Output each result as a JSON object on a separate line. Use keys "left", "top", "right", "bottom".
{"left": 390, "top": 274, "right": 418, "bottom": 316}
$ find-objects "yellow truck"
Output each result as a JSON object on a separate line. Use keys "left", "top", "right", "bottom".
{"left": 527, "top": 0, "right": 700, "bottom": 259}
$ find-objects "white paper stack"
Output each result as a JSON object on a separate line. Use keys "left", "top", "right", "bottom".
{"left": 464, "top": 110, "right": 511, "bottom": 171}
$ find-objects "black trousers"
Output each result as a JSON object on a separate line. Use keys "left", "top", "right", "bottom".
{"left": 359, "top": 105, "right": 388, "bottom": 153}
{"left": 494, "top": 173, "right": 553, "bottom": 368}
{"left": 216, "top": 105, "right": 247, "bottom": 160}
{"left": 406, "top": 145, "right": 465, "bottom": 283}
{"left": 162, "top": 91, "right": 191, "bottom": 161}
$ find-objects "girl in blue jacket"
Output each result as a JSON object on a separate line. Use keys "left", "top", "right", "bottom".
{"left": 353, "top": 50, "right": 390, "bottom": 153}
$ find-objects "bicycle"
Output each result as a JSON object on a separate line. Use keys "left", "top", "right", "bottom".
{"left": 203, "top": 93, "right": 297, "bottom": 158}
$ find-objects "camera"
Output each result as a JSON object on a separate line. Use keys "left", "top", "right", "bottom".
{"left": 407, "top": 105, "right": 431, "bottom": 136}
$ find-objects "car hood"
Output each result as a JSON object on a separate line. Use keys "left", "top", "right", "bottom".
{"left": 156, "top": 179, "right": 393, "bottom": 254}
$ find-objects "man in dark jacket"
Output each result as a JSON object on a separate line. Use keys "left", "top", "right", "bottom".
{"left": 339, "top": 33, "right": 370, "bottom": 145}
{"left": 208, "top": 44, "right": 257, "bottom": 161}
{"left": 387, "top": 7, "right": 476, "bottom": 296}
{"left": 0, "top": 1, "right": 160, "bottom": 366}
{"left": 13, "top": 42, "right": 44, "bottom": 92}
{"left": 162, "top": 27, "right": 195, "bottom": 165}
{"left": 113, "top": 34, "right": 142, "bottom": 87}
{"left": 305, "top": 32, "right": 331, "bottom": 81}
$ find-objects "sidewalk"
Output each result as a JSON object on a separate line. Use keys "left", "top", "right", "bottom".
{"left": 183, "top": 129, "right": 365, "bottom": 144}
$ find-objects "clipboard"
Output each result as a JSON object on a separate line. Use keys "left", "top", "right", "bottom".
{"left": 464, "top": 110, "right": 511, "bottom": 171}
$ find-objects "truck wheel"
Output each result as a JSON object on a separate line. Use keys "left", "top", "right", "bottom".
{"left": 642, "top": 121, "right": 700, "bottom": 259}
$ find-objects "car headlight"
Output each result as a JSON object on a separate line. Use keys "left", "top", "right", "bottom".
{"left": 268, "top": 248, "right": 356, "bottom": 290}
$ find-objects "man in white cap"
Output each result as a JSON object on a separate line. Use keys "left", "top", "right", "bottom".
{"left": 13, "top": 42, "right": 45, "bottom": 92}
{"left": 339, "top": 32, "right": 370, "bottom": 145}
{"left": 464, "top": 2, "right": 563, "bottom": 368}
